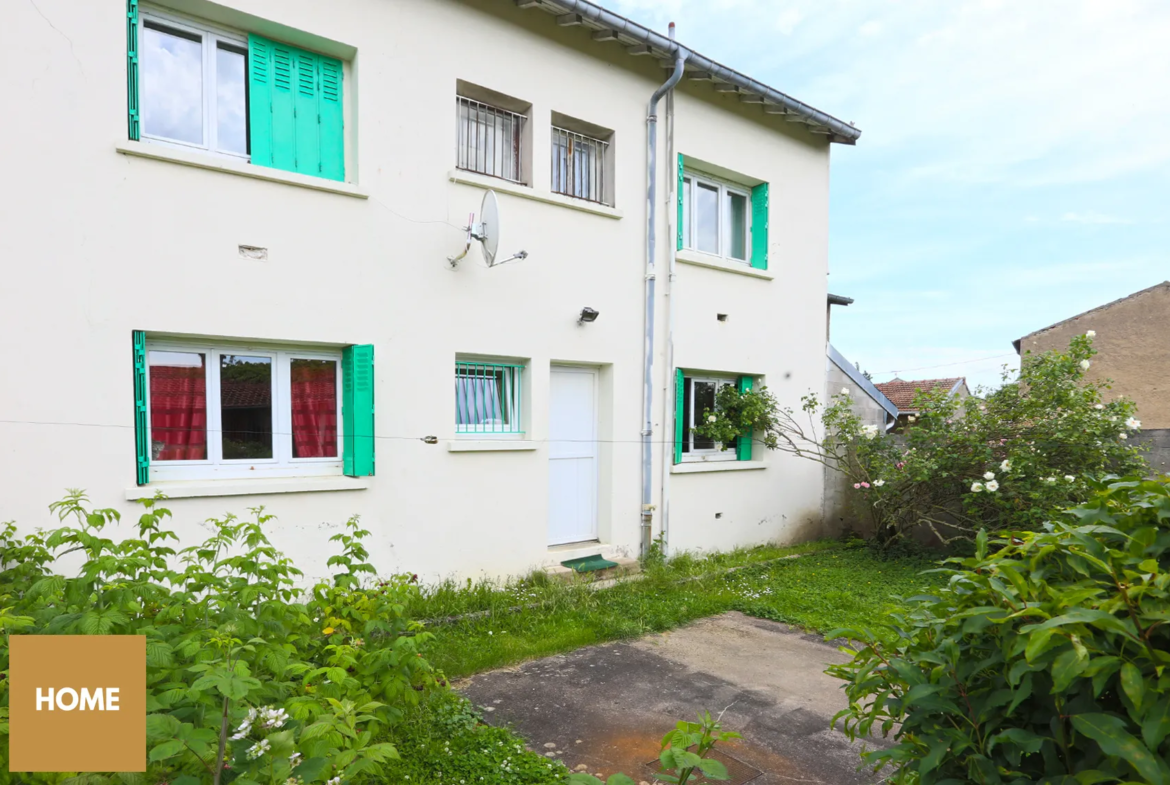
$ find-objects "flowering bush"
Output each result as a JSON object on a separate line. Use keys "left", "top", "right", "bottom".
{"left": 0, "top": 492, "right": 434, "bottom": 784}
{"left": 698, "top": 334, "right": 1146, "bottom": 544}
{"left": 828, "top": 476, "right": 1170, "bottom": 784}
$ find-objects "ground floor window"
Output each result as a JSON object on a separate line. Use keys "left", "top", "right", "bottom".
{"left": 133, "top": 334, "right": 374, "bottom": 484}
{"left": 455, "top": 360, "right": 524, "bottom": 435}
{"left": 674, "top": 371, "right": 756, "bottom": 464}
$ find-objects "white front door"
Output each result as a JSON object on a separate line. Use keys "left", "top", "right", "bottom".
{"left": 548, "top": 366, "right": 598, "bottom": 545}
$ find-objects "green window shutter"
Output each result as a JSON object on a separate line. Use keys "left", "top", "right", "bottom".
{"left": 750, "top": 182, "right": 769, "bottom": 270}
{"left": 126, "top": 0, "right": 140, "bottom": 140}
{"left": 342, "top": 344, "right": 375, "bottom": 477}
{"left": 673, "top": 369, "right": 685, "bottom": 465}
{"left": 736, "top": 376, "right": 753, "bottom": 461}
{"left": 133, "top": 331, "right": 149, "bottom": 485}
{"left": 676, "top": 154, "right": 685, "bottom": 251}
{"left": 248, "top": 35, "right": 344, "bottom": 181}
{"left": 318, "top": 57, "right": 345, "bottom": 181}
{"left": 248, "top": 35, "right": 274, "bottom": 167}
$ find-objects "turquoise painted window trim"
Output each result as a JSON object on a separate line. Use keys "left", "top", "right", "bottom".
{"left": 342, "top": 345, "right": 375, "bottom": 477}
{"left": 456, "top": 362, "right": 525, "bottom": 435}
{"left": 736, "top": 375, "right": 753, "bottom": 461}
{"left": 673, "top": 368, "right": 685, "bottom": 464}
{"left": 126, "top": 0, "right": 140, "bottom": 141}
{"left": 750, "top": 182, "right": 768, "bottom": 270}
{"left": 133, "top": 331, "right": 149, "bottom": 485}
{"left": 249, "top": 34, "right": 345, "bottom": 182}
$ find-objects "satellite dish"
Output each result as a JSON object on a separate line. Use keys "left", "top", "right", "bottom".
{"left": 478, "top": 190, "right": 500, "bottom": 266}
{"left": 447, "top": 189, "right": 528, "bottom": 268}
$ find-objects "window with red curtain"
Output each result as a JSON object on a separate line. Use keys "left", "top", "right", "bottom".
{"left": 291, "top": 359, "right": 338, "bottom": 458}
{"left": 148, "top": 351, "right": 208, "bottom": 461}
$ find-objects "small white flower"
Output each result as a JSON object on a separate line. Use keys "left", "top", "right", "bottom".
{"left": 289, "top": 752, "right": 302, "bottom": 767}
{"left": 1044, "top": 477, "right": 1057, "bottom": 484}
{"left": 1119, "top": 432, "right": 1128, "bottom": 440}
{"left": 1094, "top": 403, "right": 1104, "bottom": 410}
{"left": 707, "top": 414, "right": 717, "bottom": 423}
{"left": 841, "top": 387, "right": 850, "bottom": 395}
{"left": 985, "top": 479, "right": 999, "bottom": 492}
{"left": 247, "top": 738, "right": 271, "bottom": 760}
{"left": 1080, "top": 360, "right": 1091, "bottom": 371}
{"left": 983, "top": 471, "right": 995, "bottom": 481}
{"left": 1000, "top": 460, "right": 1011, "bottom": 471}
{"left": 1065, "top": 475, "right": 1076, "bottom": 482}
{"left": 908, "top": 416, "right": 917, "bottom": 423}
{"left": 1086, "top": 330, "right": 1096, "bottom": 337}
{"left": 1126, "top": 417, "right": 1141, "bottom": 430}
{"left": 971, "top": 482, "right": 984, "bottom": 493}
{"left": 873, "top": 479, "right": 885, "bottom": 487}
{"left": 861, "top": 424, "right": 879, "bottom": 440}
{"left": 327, "top": 778, "right": 342, "bottom": 785}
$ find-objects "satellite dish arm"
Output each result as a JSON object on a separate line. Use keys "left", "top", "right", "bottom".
{"left": 448, "top": 212, "right": 475, "bottom": 267}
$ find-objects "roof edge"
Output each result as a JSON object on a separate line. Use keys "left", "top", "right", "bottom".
{"left": 828, "top": 344, "right": 899, "bottom": 419}
{"left": 514, "top": 0, "right": 862, "bottom": 144}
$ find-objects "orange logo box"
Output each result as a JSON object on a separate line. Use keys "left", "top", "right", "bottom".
{"left": 9, "top": 635, "right": 145, "bottom": 773}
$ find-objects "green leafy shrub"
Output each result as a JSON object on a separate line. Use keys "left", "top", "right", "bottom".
{"left": 827, "top": 476, "right": 1170, "bottom": 784}
{"left": 0, "top": 491, "right": 435, "bottom": 784}
{"left": 700, "top": 334, "right": 1147, "bottom": 544}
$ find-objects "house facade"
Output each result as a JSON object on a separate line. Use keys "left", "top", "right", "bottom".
{"left": 1014, "top": 281, "right": 1170, "bottom": 430}
{"left": 1, "top": 0, "right": 859, "bottom": 582}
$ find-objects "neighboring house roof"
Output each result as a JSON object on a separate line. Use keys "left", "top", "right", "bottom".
{"left": 828, "top": 344, "right": 898, "bottom": 420}
{"left": 827, "top": 293, "right": 854, "bottom": 306}
{"left": 874, "top": 377, "right": 966, "bottom": 413}
{"left": 512, "top": 0, "right": 861, "bottom": 145}
{"left": 1013, "top": 280, "right": 1170, "bottom": 353}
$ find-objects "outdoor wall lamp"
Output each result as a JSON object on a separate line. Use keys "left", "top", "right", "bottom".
{"left": 578, "top": 307, "right": 600, "bottom": 325}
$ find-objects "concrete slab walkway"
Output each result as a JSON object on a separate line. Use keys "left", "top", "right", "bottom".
{"left": 459, "top": 612, "right": 884, "bottom": 784}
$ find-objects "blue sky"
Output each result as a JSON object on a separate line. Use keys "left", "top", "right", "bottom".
{"left": 612, "top": 0, "right": 1170, "bottom": 390}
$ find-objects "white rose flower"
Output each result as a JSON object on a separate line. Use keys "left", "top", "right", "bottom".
{"left": 873, "top": 479, "right": 885, "bottom": 487}
{"left": 1080, "top": 360, "right": 1091, "bottom": 371}
{"left": 1119, "top": 432, "right": 1128, "bottom": 440}
{"left": 1086, "top": 330, "right": 1096, "bottom": 337}
{"left": 1044, "top": 477, "right": 1056, "bottom": 484}
{"left": 971, "top": 482, "right": 984, "bottom": 493}
{"left": 1000, "top": 460, "right": 1011, "bottom": 471}
{"left": 861, "top": 424, "right": 879, "bottom": 440}
{"left": 1126, "top": 417, "right": 1141, "bottom": 430}
{"left": 1065, "top": 475, "right": 1075, "bottom": 482}
{"left": 707, "top": 414, "right": 717, "bottom": 423}
{"left": 983, "top": 471, "right": 995, "bottom": 480}
{"left": 841, "top": 387, "right": 850, "bottom": 395}
{"left": 908, "top": 416, "right": 917, "bottom": 422}
{"left": 1094, "top": 404, "right": 1104, "bottom": 410}
{"left": 985, "top": 479, "right": 999, "bottom": 492}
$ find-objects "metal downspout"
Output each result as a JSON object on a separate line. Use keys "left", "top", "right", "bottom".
{"left": 641, "top": 37, "right": 688, "bottom": 559}
{"left": 660, "top": 25, "right": 680, "bottom": 558}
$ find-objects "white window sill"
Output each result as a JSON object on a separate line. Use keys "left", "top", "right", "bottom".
{"left": 672, "top": 460, "right": 767, "bottom": 474}
{"left": 447, "top": 440, "right": 540, "bottom": 452}
{"left": 676, "top": 249, "right": 773, "bottom": 280}
{"left": 448, "top": 170, "right": 622, "bottom": 220}
{"left": 125, "top": 475, "right": 371, "bottom": 500}
{"left": 117, "top": 141, "right": 368, "bottom": 199}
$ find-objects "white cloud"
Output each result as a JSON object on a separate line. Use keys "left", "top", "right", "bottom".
{"left": 775, "top": 8, "right": 803, "bottom": 35}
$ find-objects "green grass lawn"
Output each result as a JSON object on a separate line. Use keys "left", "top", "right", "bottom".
{"left": 383, "top": 541, "right": 946, "bottom": 784}
{"left": 412, "top": 541, "right": 945, "bottom": 678}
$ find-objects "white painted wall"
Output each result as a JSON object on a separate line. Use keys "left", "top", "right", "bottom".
{"left": 0, "top": 0, "right": 836, "bottom": 582}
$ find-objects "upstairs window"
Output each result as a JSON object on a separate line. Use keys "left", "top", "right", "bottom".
{"left": 129, "top": 7, "right": 346, "bottom": 181}
{"left": 677, "top": 157, "right": 769, "bottom": 270}
{"left": 456, "top": 97, "right": 526, "bottom": 184}
{"left": 551, "top": 120, "right": 612, "bottom": 205}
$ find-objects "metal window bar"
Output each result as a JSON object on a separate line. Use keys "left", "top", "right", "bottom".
{"left": 456, "top": 97, "right": 526, "bottom": 184}
{"left": 455, "top": 362, "right": 524, "bottom": 434}
{"left": 551, "top": 126, "right": 609, "bottom": 204}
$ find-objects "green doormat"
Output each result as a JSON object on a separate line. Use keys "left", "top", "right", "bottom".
{"left": 561, "top": 554, "right": 618, "bottom": 573}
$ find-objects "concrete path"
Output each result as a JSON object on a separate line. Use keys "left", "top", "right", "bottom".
{"left": 459, "top": 612, "right": 884, "bottom": 784}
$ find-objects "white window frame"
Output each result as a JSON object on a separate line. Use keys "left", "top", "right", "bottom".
{"left": 138, "top": 7, "right": 250, "bottom": 161}
{"left": 681, "top": 374, "right": 737, "bottom": 462}
{"left": 682, "top": 171, "right": 752, "bottom": 264}
{"left": 146, "top": 341, "right": 344, "bottom": 482}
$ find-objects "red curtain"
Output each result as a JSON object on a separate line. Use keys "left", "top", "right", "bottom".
{"left": 292, "top": 360, "right": 338, "bottom": 458}
{"left": 149, "top": 360, "right": 207, "bottom": 461}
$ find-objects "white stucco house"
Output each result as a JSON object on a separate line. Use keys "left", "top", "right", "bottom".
{"left": 0, "top": 0, "right": 861, "bottom": 582}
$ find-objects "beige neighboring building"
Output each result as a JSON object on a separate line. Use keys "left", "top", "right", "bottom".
{"left": 0, "top": 0, "right": 861, "bottom": 582}
{"left": 1014, "top": 281, "right": 1170, "bottom": 429}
